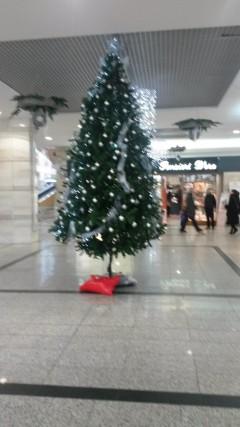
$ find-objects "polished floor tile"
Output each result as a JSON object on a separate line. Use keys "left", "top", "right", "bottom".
{"left": 0, "top": 223, "right": 239, "bottom": 425}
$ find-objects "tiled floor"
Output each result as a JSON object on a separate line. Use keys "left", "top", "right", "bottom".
{"left": 0, "top": 221, "right": 240, "bottom": 425}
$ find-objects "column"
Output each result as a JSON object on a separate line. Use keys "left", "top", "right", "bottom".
{"left": 0, "top": 120, "right": 38, "bottom": 243}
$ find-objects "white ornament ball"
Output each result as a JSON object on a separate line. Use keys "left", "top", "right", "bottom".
{"left": 102, "top": 218, "right": 106, "bottom": 223}
{"left": 124, "top": 138, "right": 128, "bottom": 142}
{"left": 81, "top": 196, "right": 86, "bottom": 201}
{"left": 88, "top": 139, "right": 93, "bottom": 144}
{"left": 115, "top": 150, "right": 120, "bottom": 155}
{"left": 147, "top": 223, "right": 151, "bottom": 228}
{"left": 104, "top": 100, "right": 110, "bottom": 106}
{"left": 123, "top": 108, "right": 127, "bottom": 113}
{"left": 119, "top": 216, "right": 124, "bottom": 221}
{"left": 136, "top": 145, "right": 140, "bottom": 150}
{"left": 130, "top": 163, "right": 135, "bottom": 168}
{"left": 107, "top": 175, "right": 112, "bottom": 180}
{"left": 147, "top": 204, "right": 152, "bottom": 209}
{"left": 130, "top": 198, "right": 135, "bottom": 203}
{"left": 93, "top": 198, "right": 97, "bottom": 203}
{"left": 87, "top": 152, "right": 91, "bottom": 157}
{"left": 110, "top": 168, "right": 114, "bottom": 174}
{"left": 124, "top": 93, "right": 129, "bottom": 98}
{"left": 85, "top": 226, "right": 90, "bottom": 231}
{"left": 103, "top": 133, "right": 108, "bottom": 138}
{"left": 82, "top": 189, "right": 87, "bottom": 194}
{"left": 132, "top": 222, "right": 137, "bottom": 227}
{"left": 138, "top": 194, "right": 143, "bottom": 199}
{"left": 94, "top": 108, "right": 99, "bottom": 113}
{"left": 109, "top": 192, "right": 114, "bottom": 197}
{"left": 107, "top": 84, "right": 112, "bottom": 89}
{"left": 109, "top": 227, "right": 114, "bottom": 232}
{"left": 113, "top": 155, "right": 117, "bottom": 160}
{"left": 98, "top": 141, "right": 104, "bottom": 147}
{"left": 132, "top": 130, "right": 136, "bottom": 135}
{"left": 91, "top": 184, "right": 96, "bottom": 189}
{"left": 90, "top": 116, "right": 94, "bottom": 121}
{"left": 95, "top": 162, "right": 100, "bottom": 167}
{"left": 121, "top": 78, "right": 125, "bottom": 82}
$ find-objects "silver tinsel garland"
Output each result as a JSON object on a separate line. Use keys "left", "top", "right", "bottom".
{"left": 77, "top": 121, "right": 132, "bottom": 241}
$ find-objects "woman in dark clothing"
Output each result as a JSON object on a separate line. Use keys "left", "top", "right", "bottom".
{"left": 180, "top": 191, "right": 202, "bottom": 232}
{"left": 227, "top": 190, "right": 240, "bottom": 234}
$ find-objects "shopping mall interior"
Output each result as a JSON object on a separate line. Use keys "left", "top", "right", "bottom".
{"left": 0, "top": 1, "right": 240, "bottom": 425}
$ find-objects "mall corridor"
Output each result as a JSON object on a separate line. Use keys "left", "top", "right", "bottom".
{"left": 0, "top": 222, "right": 239, "bottom": 425}
{"left": 1, "top": 0, "right": 240, "bottom": 425}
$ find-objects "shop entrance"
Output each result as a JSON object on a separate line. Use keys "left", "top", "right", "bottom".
{"left": 166, "top": 173, "right": 218, "bottom": 224}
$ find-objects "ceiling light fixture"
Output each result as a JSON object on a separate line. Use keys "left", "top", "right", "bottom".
{"left": 0, "top": 112, "right": 2, "bottom": 115}
{"left": 233, "top": 130, "right": 240, "bottom": 134}
{"left": 19, "top": 123, "right": 26, "bottom": 128}
{"left": 45, "top": 136, "right": 53, "bottom": 141}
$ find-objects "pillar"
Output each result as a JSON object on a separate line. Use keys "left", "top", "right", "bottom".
{"left": 0, "top": 120, "right": 38, "bottom": 243}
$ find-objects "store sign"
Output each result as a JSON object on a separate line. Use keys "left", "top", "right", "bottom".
{"left": 159, "top": 159, "right": 218, "bottom": 173}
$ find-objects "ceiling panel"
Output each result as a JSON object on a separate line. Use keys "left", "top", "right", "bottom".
{"left": 0, "top": 26, "right": 240, "bottom": 111}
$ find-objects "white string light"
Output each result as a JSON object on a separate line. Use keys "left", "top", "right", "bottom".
{"left": 134, "top": 88, "right": 157, "bottom": 136}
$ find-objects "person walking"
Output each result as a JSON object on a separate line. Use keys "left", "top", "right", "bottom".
{"left": 167, "top": 189, "right": 173, "bottom": 217}
{"left": 180, "top": 191, "right": 202, "bottom": 233}
{"left": 227, "top": 190, "right": 240, "bottom": 234}
{"left": 204, "top": 190, "right": 216, "bottom": 229}
{"left": 176, "top": 186, "right": 183, "bottom": 214}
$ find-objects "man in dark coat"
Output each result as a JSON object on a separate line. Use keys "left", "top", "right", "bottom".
{"left": 180, "top": 191, "right": 202, "bottom": 232}
{"left": 227, "top": 190, "right": 240, "bottom": 234}
{"left": 204, "top": 190, "right": 217, "bottom": 229}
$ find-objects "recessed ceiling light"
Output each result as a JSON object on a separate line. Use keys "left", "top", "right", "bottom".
{"left": 19, "top": 123, "right": 26, "bottom": 128}
{"left": 45, "top": 136, "right": 53, "bottom": 141}
{"left": 233, "top": 130, "right": 240, "bottom": 134}
{"left": 0, "top": 112, "right": 2, "bottom": 115}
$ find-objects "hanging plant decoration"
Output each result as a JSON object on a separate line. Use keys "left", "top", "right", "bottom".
{"left": 174, "top": 118, "right": 220, "bottom": 141}
{"left": 168, "top": 145, "right": 186, "bottom": 162}
{"left": 168, "top": 145, "right": 186, "bottom": 153}
{"left": 11, "top": 94, "right": 68, "bottom": 130}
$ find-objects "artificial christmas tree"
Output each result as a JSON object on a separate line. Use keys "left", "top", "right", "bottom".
{"left": 51, "top": 41, "right": 164, "bottom": 283}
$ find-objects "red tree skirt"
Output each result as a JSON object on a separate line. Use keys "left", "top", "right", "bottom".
{"left": 79, "top": 275, "right": 121, "bottom": 296}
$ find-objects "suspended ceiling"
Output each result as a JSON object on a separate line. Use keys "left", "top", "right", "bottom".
{"left": 1, "top": 26, "right": 240, "bottom": 111}
{"left": 0, "top": 0, "right": 240, "bottom": 42}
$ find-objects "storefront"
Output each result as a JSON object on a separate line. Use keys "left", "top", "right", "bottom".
{"left": 158, "top": 156, "right": 240, "bottom": 224}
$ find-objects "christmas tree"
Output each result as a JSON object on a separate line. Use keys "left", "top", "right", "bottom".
{"left": 51, "top": 41, "right": 164, "bottom": 276}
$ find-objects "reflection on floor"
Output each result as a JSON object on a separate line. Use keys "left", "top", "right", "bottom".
{"left": 0, "top": 222, "right": 240, "bottom": 426}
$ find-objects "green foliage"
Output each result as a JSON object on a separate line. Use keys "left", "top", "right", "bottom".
{"left": 175, "top": 118, "right": 220, "bottom": 131}
{"left": 51, "top": 48, "right": 164, "bottom": 260}
{"left": 11, "top": 94, "right": 68, "bottom": 119}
